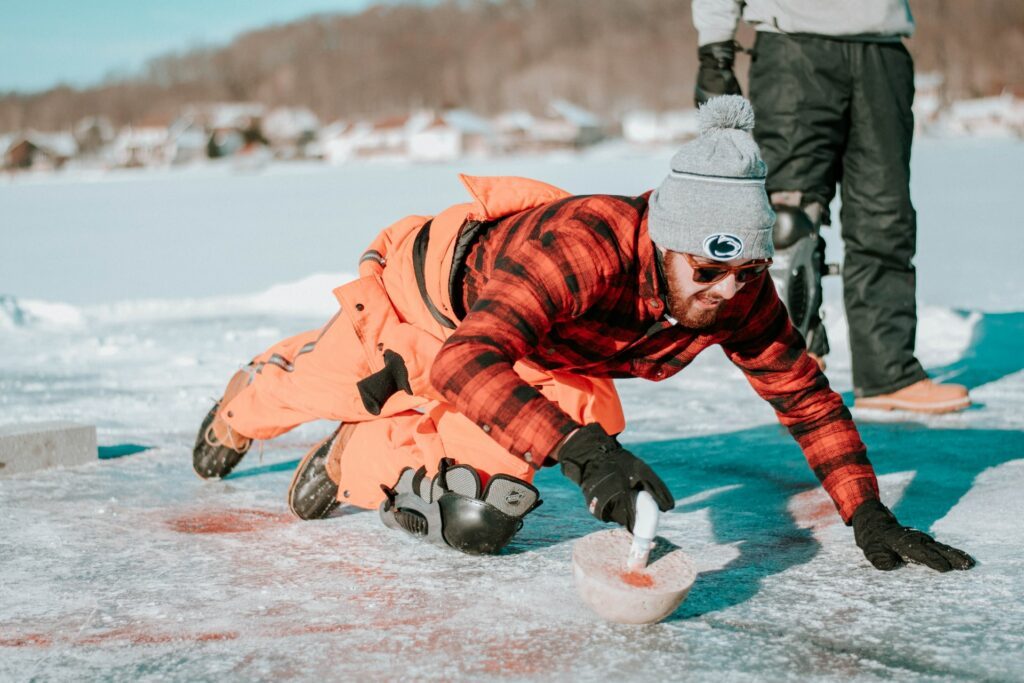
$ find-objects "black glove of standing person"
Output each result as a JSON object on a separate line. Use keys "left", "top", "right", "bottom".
{"left": 695, "top": 41, "right": 742, "bottom": 107}
{"left": 558, "top": 424, "right": 674, "bottom": 530}
{"left": 852, "top": 499, "right": 976, "bottom": 572}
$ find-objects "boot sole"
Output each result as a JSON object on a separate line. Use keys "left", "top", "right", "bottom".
{"left": 854, "top": 396, "right": 971, "bottom": 414}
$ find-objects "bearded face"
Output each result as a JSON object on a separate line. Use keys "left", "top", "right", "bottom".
{"left": 660, "top": 249, "right": 750, "bottom": 329}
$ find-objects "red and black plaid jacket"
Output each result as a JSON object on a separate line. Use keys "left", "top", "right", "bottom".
{"left": 429, "top": 193, "right": 878, "bottom": 522}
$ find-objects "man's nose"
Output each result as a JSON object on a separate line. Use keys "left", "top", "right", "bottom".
{"left": 708, "top": 274, "right": 741, "bottom": 299}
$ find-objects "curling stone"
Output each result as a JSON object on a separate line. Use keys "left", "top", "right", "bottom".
{"left": 572, "top": 491, "right": 696, "bottom": 624}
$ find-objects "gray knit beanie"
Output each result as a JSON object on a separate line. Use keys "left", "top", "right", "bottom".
{"left": 649, "top": 95, "right": 775, "bottom": 261}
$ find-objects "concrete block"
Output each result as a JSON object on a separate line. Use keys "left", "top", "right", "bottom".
{"left": 0, "top": 422, "right": 98, "bottom": 476}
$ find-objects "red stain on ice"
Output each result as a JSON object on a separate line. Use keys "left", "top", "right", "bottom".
{"left": 0, "top": 633, "right": 52, "bottom": 647}
{"left": 166, "top": 508, "right": 293, "bottom": 534}
{"left": 619, "top": 571, "right": 655, "bottom": 588}
{"left": 76, "top": 627, "right": 240, "bottom": 645}
{"left": 0, "top": 628, "right": 240, "bottom": 648}
{"left": 195, "top": 631, "right": 240, "bottom": 642}
{"left": 284, "top": 623, "right": 357, "bottom": 636}
{"left": 477, "top": 626, "right": 564, "bottom": 675}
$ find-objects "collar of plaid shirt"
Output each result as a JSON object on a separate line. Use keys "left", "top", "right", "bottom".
{"left": 635, "top": 196, "right": 672, "bottom": 319}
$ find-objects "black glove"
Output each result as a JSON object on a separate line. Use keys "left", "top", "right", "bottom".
{"left": 558, "top": 424, "right": 674, "bottom": 529}
{"left": 356, "top": 350, "right": 412, "bottom": 415}
{"left": 695, "top": 40, "right": 742, "bottom": 107}
{"left": 852, "top": 499, "right": 975, "bottom": 572}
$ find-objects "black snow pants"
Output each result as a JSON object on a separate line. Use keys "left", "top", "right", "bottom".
{"left": 748, "top": 32, "right": 928, "bottom": 398}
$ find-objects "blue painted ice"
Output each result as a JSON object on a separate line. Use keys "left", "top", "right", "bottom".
{"left": 1, "top": 141, "right": 1022, "bottom": 680}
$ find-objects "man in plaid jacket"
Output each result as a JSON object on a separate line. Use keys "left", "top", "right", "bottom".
{"left": 193, "top": 97, "right": 973, "bottom": 569}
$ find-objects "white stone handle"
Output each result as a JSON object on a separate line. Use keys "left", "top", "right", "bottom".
{"left": 626, "top": 490, "right": 659, "bottom": 570}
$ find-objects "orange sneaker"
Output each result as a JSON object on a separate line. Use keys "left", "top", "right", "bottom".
{"left": 854, "top": 379, "right": 970, "bottom": 415}
{"left": 192, "top": 368, "right": 253, "bottom": 479}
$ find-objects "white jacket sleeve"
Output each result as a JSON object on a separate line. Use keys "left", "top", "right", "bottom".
{"left": 691, "top": 0, "right": 743, "bottom": 46}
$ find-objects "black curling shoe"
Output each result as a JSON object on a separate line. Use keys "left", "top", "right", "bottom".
{"left": 192, "top": 402, "right": 251, "bottom": 479}
{"left": 287, "top": 423, "right": 355, "bottom": 520}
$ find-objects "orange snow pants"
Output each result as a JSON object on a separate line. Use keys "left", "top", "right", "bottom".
{"left": 221, "top": 177, "right": 625, "bottom": 511}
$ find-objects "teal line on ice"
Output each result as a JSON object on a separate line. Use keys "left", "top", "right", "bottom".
{"left": 98, "top": 444, "right": 151, "bottom": 460}
{"left": 226, "top": 458, "right": 302, "bottom": 479}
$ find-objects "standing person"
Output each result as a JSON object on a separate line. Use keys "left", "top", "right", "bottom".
{"left": 193, "top": 97, "right": 973, "bottom": 571}
{"left": 692, "top": 0, "right": 971, "bottom": 414}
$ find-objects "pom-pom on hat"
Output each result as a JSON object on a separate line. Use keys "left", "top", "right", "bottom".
{"left": 648, "top": 95, "right": 775, "bottom": 261}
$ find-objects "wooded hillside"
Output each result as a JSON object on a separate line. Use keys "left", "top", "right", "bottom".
{"left": 2, "top": 0, "right": 1021, "bottom": 132}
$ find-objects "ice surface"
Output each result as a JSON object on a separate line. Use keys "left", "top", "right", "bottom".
{"left": 1, "top": 141, "right": 1023, "bottom": 681}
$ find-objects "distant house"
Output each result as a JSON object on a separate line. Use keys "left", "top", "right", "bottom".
{"left": 263, "top": 107, "right": 321, "bottom": 158}
{"left": 314, "top": 121, "right": 368, "bottom": 164}
{"left": 3, "top": 132, "right": 77, "bottom": 171}
{"left": 622, "top": 109, "right": 700, "bottom": 144}
{"left": 73, "top": 116, "right": 115, "bottom": 158}
{"left": 111, "top": 126, "right": 170, "bottom": 167}
{"left": 166, "top": 115, "right": 208, "bottom": 165}
{"left": 495, "top": 100, "right": 604, "bottom": 153}
{"left": 408, "top": 109, "right": 495, "bottom": 162}
{"left": 408, "top": 114, "right": 460, "bottom": 162}
{"left": 940, "top": 93, "right": 1024, "bottom": 138}
{"left": 442, "top": 109, "right": 495, "bottom": 157}
{"left": 534, "top": 100, "right": 604, "bottom": 149}
{"left": 356, "top": 111, "right": 433, "bottom": 159}
{"left": 493, "top": 110, "right": 537, "bottom": 153}
{"left": 3, "top": 139, "right": 39, "bottom": 170}
{"left": 182, "top": 102, "right": 267, "bottom": 158}
{"left": 355, "top": 114, "right": 406, "bottom": 158}
{"left": 204, "top": 102, "right": 266, "bottom": 133}
{"left": 109, "top": 111, "right": 181, "bottom": 167}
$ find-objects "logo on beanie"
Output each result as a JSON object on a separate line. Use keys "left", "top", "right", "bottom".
{"left": 703, "top": 233, "right": 744, "bottom": 260}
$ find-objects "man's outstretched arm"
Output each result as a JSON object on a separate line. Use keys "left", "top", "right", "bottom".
{"left": 722, "top": 278, "right": 974, "bottom": 571}
{"left": 722, "top": 277, "right": 877, "bottom": 521}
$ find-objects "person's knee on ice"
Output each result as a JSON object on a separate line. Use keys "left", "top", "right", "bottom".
{"left": 379, "top": 458, "right": 543, "bottom": 555}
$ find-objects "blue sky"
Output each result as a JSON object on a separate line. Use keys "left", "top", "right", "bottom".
{"left": 0, "top": 0, "right": 397, "bottom": 94}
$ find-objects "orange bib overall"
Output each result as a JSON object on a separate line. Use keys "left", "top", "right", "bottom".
{"left": 222, "top": 175, "right": 626, "bottom": 509}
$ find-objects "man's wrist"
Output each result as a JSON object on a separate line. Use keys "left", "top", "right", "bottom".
{"left": 698, "top": 40, "right": 737, "bottom": 68}
{"left": 550, "top": 427, "right": 581, "bottom": 462}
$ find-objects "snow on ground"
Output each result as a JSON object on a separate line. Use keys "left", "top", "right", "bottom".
{"left": 1, "top": 141, "right": 1023, "bottom": 681}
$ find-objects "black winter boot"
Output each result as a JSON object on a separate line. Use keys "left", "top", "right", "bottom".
{"left": 192, "top": 369, "right": 253, "bottom": 479}
{"left": 287, "top": 423, "right": 355, "bottom": 520}
{"left": 192, "top": 402, "right": 252, "bottom": 479}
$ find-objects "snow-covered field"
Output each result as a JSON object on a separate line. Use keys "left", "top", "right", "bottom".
{"left": 1, "top": 140, "right": 1023, "bottom": 681}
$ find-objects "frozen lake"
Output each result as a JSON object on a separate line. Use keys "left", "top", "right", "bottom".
{"left": 1, "top": 140, "right": 1023, "bottom": 681}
